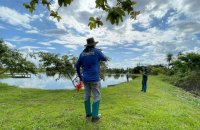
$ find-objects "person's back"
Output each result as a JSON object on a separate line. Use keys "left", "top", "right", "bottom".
{"left": 78, "top": 48, "right": 106, "bottom": 82}
{"left": 142, "top": 71, "right": 148, "bottom": 81}
{"left": 75, "top": 37, "right": 107, "bottom": 123}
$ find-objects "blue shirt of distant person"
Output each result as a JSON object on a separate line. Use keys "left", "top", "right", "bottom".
{"left": 76, "top": 37, "right": 107, "bottom": 122}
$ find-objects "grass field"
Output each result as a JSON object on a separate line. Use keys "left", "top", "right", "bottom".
{"left": 0, "top": 75, "right": 200, "bottom": 130}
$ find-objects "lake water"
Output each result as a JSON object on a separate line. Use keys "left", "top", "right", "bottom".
{"left": 0, "top": 73, "right": 130, "bottom": 90}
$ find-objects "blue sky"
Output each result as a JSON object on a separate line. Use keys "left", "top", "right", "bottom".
{"left": 0, "top": 0, "right": 200, "bottom": 68}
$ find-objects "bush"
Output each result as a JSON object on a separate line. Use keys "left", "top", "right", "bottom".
{"left": 179, "top": 71, "right": 200, "bottom": 95}
{"left": 165, "top": 71, "right": 200, "bottom": 96}
{"left": 149, "top": 67, "right": 167, "bottom": 75}
{"left": 130, "top": 75, "right": 139, "bottom": 80}
{"left": 166, "top": 69, "right": 175, "bottom": 76}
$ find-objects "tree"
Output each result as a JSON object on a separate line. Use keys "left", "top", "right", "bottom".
{"left": 37, "top": 52, "right": 76, "bottom": 80}
{"left": 170, "top": 53, "right": 200, "bottom": 73}
{"left": 170, "top": 53, "right": 200, "bottom": 95}
{"left": 100, "top": 61, "right": 108, "bottom": 80}
{"left": 166, "top": 53, "right": 173, "bottom": 69}
{"left": 23, "top": 0, "right": 140, "bottom": 29}
{"left": 0, "top": 39, "right": 9, "bottom": 74}
{"left": 0, "top": 39, "right": 36, "bottom": 75}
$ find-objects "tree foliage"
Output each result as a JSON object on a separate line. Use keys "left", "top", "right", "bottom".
{"left": 37, "top": 52, "right": 76, "bottom": 80}
{"left": 0, "top": 39, "right": 36, "bottom": 75}
{"left": 23, "top": 0, "right": 140, "bottom": 29}
{"left": 100, "top": 61, "right": 108, "bottom": 80}
{"left": 166, "top": 52, "right": 200, "bottom": 95}
{"left": 171, "top": 53, "right": 200, "bottom": 72}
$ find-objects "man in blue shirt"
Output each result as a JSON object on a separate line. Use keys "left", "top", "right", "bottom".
{"left": 76, "top": 37, "right": 107, "bottom": 122}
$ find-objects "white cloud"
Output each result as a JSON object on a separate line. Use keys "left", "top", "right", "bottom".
{"left": 39, "top": 42, "right": 51, "bottom": 46}
{"left": 0, "top": 6, "right": 32, "bottom": 29}
{"left": 4, "top": 41, "right": 16, "bottom": 48}
{"left": 26, "top": 29, "right": 39, "bottom": 34}
{"left": 127, "top": 48, "right": 142, "bottom": 52}
{"left": 46, "top": 47, "right": 56, "bottom": 50}
{"left": 64, "top": 44, "right": 78, "bottom": 50}
{"left": 7, "top": 36, "right": 36, "bottom": 42}
{"left": 20, "top": 46, "right": 41, "bottom": 50}
{"left": 184, "top": 47, "right": 200, "bottom": 54}
{"left": 0, "top": 6, "right": 43, "bottom": 32}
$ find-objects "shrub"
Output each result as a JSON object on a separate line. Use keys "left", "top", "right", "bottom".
{"left": 166, "top": 71, "right": 200, "bottom": 96}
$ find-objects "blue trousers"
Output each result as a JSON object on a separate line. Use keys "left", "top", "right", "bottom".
{"left": 142, "top": 80, "right": 147, "bottom": 92}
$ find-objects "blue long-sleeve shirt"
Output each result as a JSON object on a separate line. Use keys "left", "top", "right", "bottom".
{"left": 75, "top": 48, "right": 107, "bottom": 82}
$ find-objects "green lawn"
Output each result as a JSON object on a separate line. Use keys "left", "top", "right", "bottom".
{"left": 0, "top": 76, "right": 200, "bottom": 130}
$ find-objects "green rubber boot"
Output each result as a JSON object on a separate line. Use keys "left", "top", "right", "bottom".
{"left": 84, "top": 99, "right": 91, "bottom": 117}
{"left": 92, "top": 101, "right": 100, "bottom": 122}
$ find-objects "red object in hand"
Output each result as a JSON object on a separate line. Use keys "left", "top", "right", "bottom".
{"left": 76, "top": 81, "right": 83, "bottom": 92}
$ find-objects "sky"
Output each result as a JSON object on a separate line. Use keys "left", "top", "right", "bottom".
{"left": 0, "top": 0, "right": 200, "bottom": 68}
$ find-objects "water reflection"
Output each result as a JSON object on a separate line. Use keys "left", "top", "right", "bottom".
{"left": 107, "top": 74, "right": 112, "bottom": 78}
{"left": 120, "top": 74, "right": 125, "bottom": 78}
{"left": 0, "top": 73, "right": 130, "bottom": 90}
{"left": 113, "top": 74, "right": 120, "bottom": 79}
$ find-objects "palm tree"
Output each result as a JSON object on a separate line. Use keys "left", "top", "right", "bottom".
{"left": 166, "top": 53, "right": 173, "bottom": 69}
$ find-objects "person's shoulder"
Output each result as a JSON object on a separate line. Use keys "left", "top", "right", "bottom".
{"left": 80, "top": 51, "right": 85, "bottom": 57}
{"left": 94, "top": 48, "right": 103, "bottom": 54}
{"left": 80, "top": 51, "right": 83, "bottom": 55}
{"left": 91, "top": 48, "right": 99, "bottom": 54}
{"left": 93, "top": 48, "right": 99, "bottom": 51}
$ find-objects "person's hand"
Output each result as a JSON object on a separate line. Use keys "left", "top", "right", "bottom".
{"left": 76, "top": 81, "right": 83, "bottom": 92}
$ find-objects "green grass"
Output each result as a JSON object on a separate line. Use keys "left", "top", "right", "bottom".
{"left": 0, "top": 76, "right": 200, "bottom": 130}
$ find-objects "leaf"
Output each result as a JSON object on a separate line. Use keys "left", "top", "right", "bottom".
{"left": 57, "top": 16, "right": 62, "bottom": 22}
{"left": 131, "top": 11, "right": 140, "bottom": 20}
{"left": 50, "top": 11, "right": 61, "bottom": 21}
{"left": 42, "top": 0, "right": 48, "bottom": 5}
{"left": 29, "top": 8, "right": 34, "bottom": 13}
{"left": 89, "top": 17, "right": 95, "bottom": 22}
{"left": 88, "top": 22, "right": 91, "bottom": 27}
{"left": 92, "top": 23, "right": 96, "bottom": 28}
{"left": 88, "top": 22, "right": 97, "bottom": 30}
{"left": 50, "top": 11, "right": 56, "bottom": 17}
{"left": 99, "top": 21, "right": 103, "bottom": 26}
{"left": 47, "top": 3, "right": 51, "bottom": 11}
{"left": 63, "top": 0, "right": 73, "bottom": 6}
{"left": 58, "top": 0, "right": 64, "bottom": 7}
{"left": 90, "top": 25, "right": 93, "bottom": 30}
{"left": 131, "top": 1, "right": 136, "bottom": 5}
{"left": 23, "top": 3, "right": 31, "bottom": 9}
